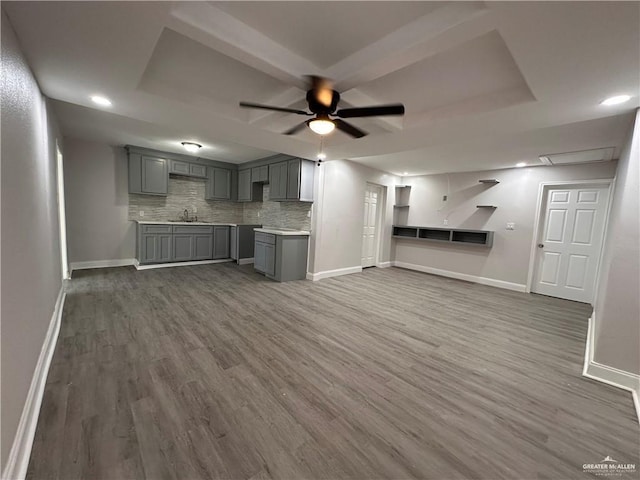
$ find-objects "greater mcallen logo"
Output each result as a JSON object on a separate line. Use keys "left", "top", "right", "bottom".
{"left": 583, "top": 456, "right": 637, "bottom": 476}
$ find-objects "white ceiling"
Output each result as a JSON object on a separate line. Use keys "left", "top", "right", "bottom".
{"left": 3, "top": 1, "right": 638, "bottom": 173}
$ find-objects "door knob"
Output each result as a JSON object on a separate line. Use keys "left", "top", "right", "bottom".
{"left": 538, "top": 243, "right": 544, "bottom": 248}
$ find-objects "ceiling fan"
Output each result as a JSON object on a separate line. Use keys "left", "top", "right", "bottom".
{"left": 239, "top": 76, "right": 405, "bottom": 138}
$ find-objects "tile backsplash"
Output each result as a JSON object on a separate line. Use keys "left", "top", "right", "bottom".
{"left": 128, "top": 176, "right": 312, "bottom": 230}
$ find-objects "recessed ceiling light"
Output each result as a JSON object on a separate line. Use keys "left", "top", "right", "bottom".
{"left": 90, "top": 95, "right": 112, "bottom": 107}
{"left": 181, "top": 142, "right": 202, "bottom": 153}
{"left": 516, "top": 162, "right": 526, "bottom": 168}
{"left": 600, "top": 95, "right": 631, "bottom": 106}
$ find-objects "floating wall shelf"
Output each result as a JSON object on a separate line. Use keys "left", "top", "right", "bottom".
{"left": 392, "top": 225, "right": 493, "bottom": 247}
{"left": 393, "top": 204, "right": 410, "bottom": 208}
{"left": 478, "top": 179, "right": 499, "bottom": 184}
{"left": 476, "top": 205, "right": 497, "bottom": 209}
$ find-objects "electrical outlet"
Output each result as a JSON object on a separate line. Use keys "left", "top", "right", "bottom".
{"left": 192, "top": 207, "right": 197, "bottom": 213}
{"left": 139, "top": 211, "right": 144, "bottom": 217}
{"left": 257, "top": 212, "right": 261, "bottom": 218}
{"left": 443, "top": 219, "right": 448, "bottom": 226}
{"left": 307, "top": 210, "right": 311, "bottom": 218}
{"left": 506, "top": 222, "right": 515, "bottom": 230}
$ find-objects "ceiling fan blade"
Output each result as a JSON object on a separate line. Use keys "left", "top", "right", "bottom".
{"left": 334, "top": 119, "right": 367, "bottom": 138}
{"left": 336, "top": 104, "right": 405, "bottom": 118}
{"left": 283, "top": 121, "right": 310, "bottom": 135}
{"left": 306, "top": 75, "right": 334, "bottom": 108}
{"left": 239, "top": 101, "right": 310, "bottom": 116}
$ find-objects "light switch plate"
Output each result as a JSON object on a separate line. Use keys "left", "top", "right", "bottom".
{"left": 506, "top": 222, "right": 515, "bottom": 230}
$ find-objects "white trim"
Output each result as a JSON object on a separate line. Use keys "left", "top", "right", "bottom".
{"left": 307, "top": 266, "right": 363, "bottom": 281}
{"left": 525, "top": 179, "right": 614, "bottom": 294}
{"left": 69, "top": 258, "right": 135, "bottom": 273}
{"left": 2, "top": 287, "right": 66, "bottom": 480}
{"left": 237, "top": 257, "right": 254, "bottom": 265}
{"left": 583, "top": 314, "right": 640, "bottom": 424}
{"left": 393, "top": 261, "right": 526, "bottom": 292}
{"left": 134, "top": 258, "right": 233, "bottom": 270}
{"left": 376, "top": 261, "right": 392, "bottom": 268}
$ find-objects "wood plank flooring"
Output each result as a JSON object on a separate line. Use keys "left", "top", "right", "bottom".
{"left": 27, "top": 264, "right": 639, "bottom": 480}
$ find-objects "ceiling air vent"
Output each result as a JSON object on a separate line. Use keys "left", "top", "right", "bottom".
{"left": 539, "top": 147, "right": 615, "bottom": 166}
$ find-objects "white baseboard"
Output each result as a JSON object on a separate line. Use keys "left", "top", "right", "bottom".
{"left": 69, "top": 258, "right": 135, "bottom": 273}
{"left": 2, "top": 287, "right": 66, "bottom": 480}
{"left": 134, "top": 258, "right": 233, "bottom": 270}
{"left": 237, "top": 257, "right": 254, "bottom": 265}
{"left": 582, "top": 314, "right": 640, "bottom": 424}
{"left": 307, "top": 266, "right": 363, "bottom": 281}
{"left": 376, "top": 261, "right": 392, "bottom": 268}
{"left": 392, "top": 261, "right": 526, "bottom": 292}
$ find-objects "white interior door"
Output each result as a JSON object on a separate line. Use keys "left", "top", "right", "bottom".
{"left": 533, "top": 185, "right": 610, "bottom": 303}
{"left": 362, "top": 183, "right": 382, "bottom": 268}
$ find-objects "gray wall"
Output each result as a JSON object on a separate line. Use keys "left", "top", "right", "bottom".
{"left": 65, "top": 139, "right": 135, "bottom": 263}
{"left": 393, "top": 162, "right": 617, "bottom": 287}
{"left": 310, "top": 159, "right": 401, "bottom": 273}
{"left": 593, "top": 109, "right": 639, "bottom": 375}
{"left": 1, "top": 9, "right": 63, "bottom": 470}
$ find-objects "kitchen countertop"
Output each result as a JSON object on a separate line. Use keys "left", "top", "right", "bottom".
{"left": 134, "top": 220, "right": 258, "bottom": 227}
{"left": 254, "top": 227, "right": 311, "bottom": 236}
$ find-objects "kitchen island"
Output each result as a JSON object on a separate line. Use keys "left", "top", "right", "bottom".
{"left": 253, "top": 227, "right": 310, "bottom": 282}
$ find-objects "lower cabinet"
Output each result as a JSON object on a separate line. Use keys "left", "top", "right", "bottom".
{"left": 137, "top": 224, "right": 228, "bottom": 264}
{"left": 254, "top": 231, "right": 307, "bottom": 281}
{"left": 213, "top": 226, "right": 230, "bottom": 259}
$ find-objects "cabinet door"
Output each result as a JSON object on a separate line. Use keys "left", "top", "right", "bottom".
{"left": 230, "top": 226, "right": 238, "bottom": 260}
{"left": 252, "top": 165, "right": 269, "bottom": 183}
{"left": 193, "top": 234, "right": 213, "bottom": 260}
{"left": 141, "top": 234, "right": 171, "bottom": 263}
{"left": 170, "top": 160, "right": 190, "bottom": 175}
{"left": 254, "top": 241, "right": 266, "bottom": 272}
{"left": 237, "top": 169, "right": 252, "bottom": 202}
{"left": 287, "top": 159, "right": 301, "bottom": 199}
{"left": 173, "top": 235, "right": 194, "bottom": 261}
{"left": 158, "top": 234, "right": 172, "bottom": 262}
{"left": 264, "top": 243, "right": 276, "bottom": 276}
{"left": 213, "top": 226, "right": 230, "bottom": 259}
{"left": 269, "top": 161, "right": 288, "bottom": 200}
{"left": 210, "top": 168, "right": 231, "bottom": 200}
{"left": 189, "top": 163, "right": 207, "bottom": 178}
{"left": 141, "top": 156, "right": 168, "bottom": 195}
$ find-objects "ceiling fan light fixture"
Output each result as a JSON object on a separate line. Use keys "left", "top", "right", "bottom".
{"left": 181, "top": 142, "right": 202, "bottom": 153}
{"left": 308, "top": 118, "right": 335, "bottom": 135}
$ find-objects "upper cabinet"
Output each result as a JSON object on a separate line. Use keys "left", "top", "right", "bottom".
{"left": 206, "top": 167, "right": 232, "bottom": 201}
{"left": 269, "top": 158, "right": 314, "bottom": 202}
{"left": 169, "top": 160, "right": 207, "bottom": 178}
{"left": 252, "top": 165, "right": 269, "bottom": 183}
{"left": 129, "top": 153, "right": 168, "bottom": 196}
{"left": 237, "top": 169, "right": 252, "bottom": 202}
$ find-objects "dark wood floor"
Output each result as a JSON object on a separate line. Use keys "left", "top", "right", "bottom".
{"left": 27, "top": 264, "right": 638, "bottom": 480}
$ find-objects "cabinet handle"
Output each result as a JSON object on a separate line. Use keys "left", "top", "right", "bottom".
{"left": 538, "top": 243, "right": 544, "bottom": 248}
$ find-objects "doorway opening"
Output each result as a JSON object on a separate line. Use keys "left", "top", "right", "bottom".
{"left": 361, "top": 183, "right": 385, "bottom": 268}
{"left": 56, "top": 142, "right": 70, "bottom": 279}
{"left": 528, "top": 180, "right": 612, "bottom": 303}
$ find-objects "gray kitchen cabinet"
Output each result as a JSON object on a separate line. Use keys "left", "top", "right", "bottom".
{"left": 252, "top": 165, "right": 269, "bottom": 183}
{"left": 129, "top": 153, "right": 168, "bottom": 196}
{"left": 189, "top": 163, "right": 207, "bottom": 178}
{"left": 230, "top": 226, "right": 237, "bottom": 260}
{"left": 170, "top": 160, "right": 207, "bottom": 178}
{"left": 173, "top": 234, "right": 194, "bottom": 262}
{"left": 237, "top": 169, "right": 252, "bottom": 202}
{"left": 193, "top": 234, "right": 213, "bottom": 260}
{"left": 137, "top": 224, "right": 172, "bottom": 264}
{"left": 213, "top": 226, "right": 230, "bottom": 259}
{"left": 287, "top": 158, "right": 315, "bottom": 201}
{"left": 268, "top": 158, "right": 314, "bottom": 202}
{"left": 206, "top": 167, "right": 232, "bottom": 200}
{"left": 254, "top": 231, "right": 307, "bottom": 281}
{"left": 268, "top": 160, "right": 289, "bottom": 200}
{"left": 169, "top": 160, "right": 190, "bottom": 175}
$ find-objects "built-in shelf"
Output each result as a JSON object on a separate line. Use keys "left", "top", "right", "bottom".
{"left": 395, "top": 185, "right": 411, "bottom": 188}
{"left": 478, "top": 179, "right": 499, "bottom": 184}
{"left": 393, "top": 225, "right": 493, "bottom": 247}
{"left": 476, "top": 205, "right": 497, "bottom": 208}
{"left": 393, "top": 204, "right": 410, "bottom": 208}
